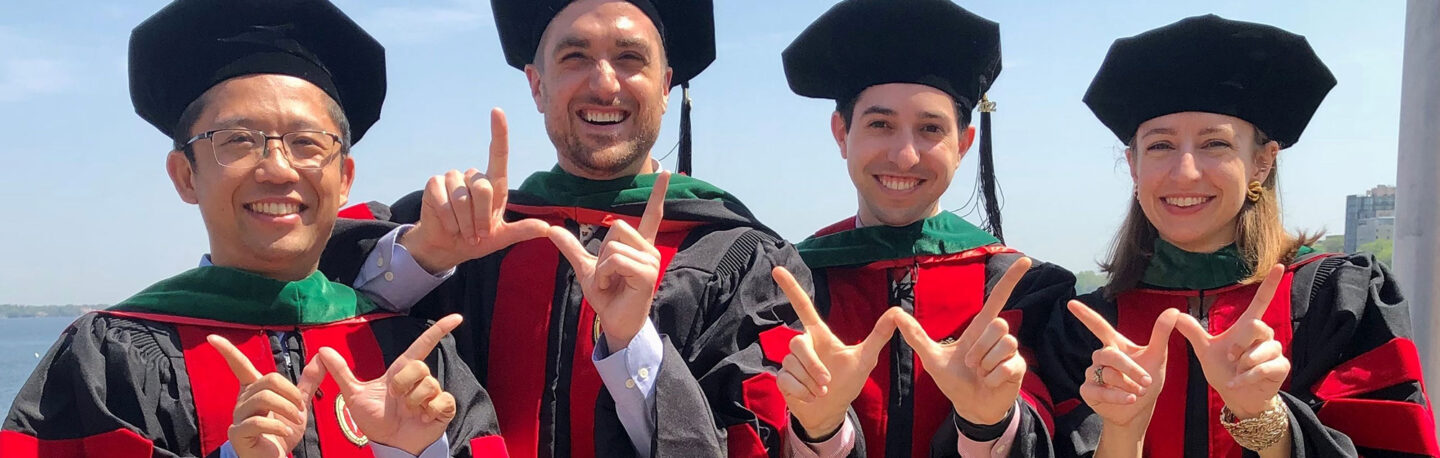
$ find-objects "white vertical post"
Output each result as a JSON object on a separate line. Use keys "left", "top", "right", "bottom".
{"left": 1395, "top": 0, "right": 1440, "bottom": 435}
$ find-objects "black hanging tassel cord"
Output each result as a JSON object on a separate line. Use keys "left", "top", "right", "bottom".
{"left": 978, "top": 95, "right": 1003, "bottom": 243}
{"left": 677, "top": 82, "right": 693, "bottom": 176}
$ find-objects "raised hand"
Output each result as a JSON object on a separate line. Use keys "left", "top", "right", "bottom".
{"left": 1174, "top": 264, "right": 1289, "bottom": 419}
{"left": 892, "top": 257, "right": 1031, "bottom": 426}
{"left": 1069, "top": 301, "right": 1181, "bottom": 431}
{"left": 548, "top": 172, "right": 670, "bottom": 352}
{"left": 315, "top": 314, "right": 464, "bottom": 456}
{"left": 209, "top": 335, "right": 327, "bottom": 458}
{"left": 401, "top": 107, "right": 551, "bottom": 273}
{"left": 772, "top": 266, "right": 901, "bottom": 438}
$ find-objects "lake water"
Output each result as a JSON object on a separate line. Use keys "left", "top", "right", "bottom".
{"left": 0, "top": 316, "right": 79, "bottom": 415}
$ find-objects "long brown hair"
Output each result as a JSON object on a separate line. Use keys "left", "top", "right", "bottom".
{"left": 1099, "top": 128, "right": 1319, "bottom": 298}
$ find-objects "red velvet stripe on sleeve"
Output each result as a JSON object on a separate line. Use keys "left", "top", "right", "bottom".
{"left": 727, "top": 372, "right": 787, "bottom": 457}
{"left": 0, "top": 429, "right": 153, "bottom": 457}
{"left": 469, "top": 435, "right": 511, "bottom": 457}
{"left": 1312, "top": 337, "right": 1426, "bottom": 400}
{"left": 1311, "top": 337, "right": 1439, "bottom": 455}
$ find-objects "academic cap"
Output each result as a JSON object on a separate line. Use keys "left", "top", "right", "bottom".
{"left": 492, "top": 0, "right": 713, "bottom": 86}
{"left": 1084, "top": 14, "right": 1336, "bottom": 148}
{"left": 130, "top": 0, "right": 386, "bottom": 143}
{"left": 782, "top": 0, "right": 1000, "bottom": 120}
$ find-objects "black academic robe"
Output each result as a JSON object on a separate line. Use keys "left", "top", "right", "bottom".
{"left": 322, "top": 170, "right": 806, "bottom": 457}
{"left": 789, "top": 214, "right": 1074, "bottom": 458}
{"left": 1, "top": 267, "right": 505, "bottom": 458}
{"left": 1043, "top": 251, "right": 1440, "bottom": 457}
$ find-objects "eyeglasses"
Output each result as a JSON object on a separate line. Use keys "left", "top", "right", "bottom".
{"left": 184, "top": 128, "right": 343, "bottom": 169}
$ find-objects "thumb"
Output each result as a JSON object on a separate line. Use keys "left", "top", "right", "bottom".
{"left": 1137, "top": 309, "right": 1181, "bottom": 367}
{"left": 1171, "top": 312, "right": 1211, "bottom": 351}
{"left": 296, "top": 354, "right": 330, "bottom": 404}
{"left": 858, "top": 307, "right": 903, "bottom": 360}
{"left": 497, "top": 218, "right": 552, "bottom": 246}
{"left": 316, "top": 347, "right": 363, "bottom": 399}
{"left": 547, "top": 226, "right": 595, "bottom": 275}
{"left": 891, "top": 310, "right": 936, "bottom": 358}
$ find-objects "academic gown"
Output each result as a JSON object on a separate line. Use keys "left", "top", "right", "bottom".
{"left": 784, "top": 213, "right": 1074, "bottom": 458}
{"left": 1, "top": 267, "right": 506, "bottom": 458}
{"left": 322, "top": 168, "right": 808, "bottom": 457}
{"left": 1042, "top": 241, "right": 1440, "bottom": 457}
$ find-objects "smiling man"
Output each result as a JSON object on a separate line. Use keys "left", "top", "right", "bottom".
{"left": 768, "top": 1, "right": 1076, "bottom": 457}
{"left": 320, "top": 0, "right": 806, "bottom": 456}
{"left": 1, "top": 1, "right": 506, "bottom": 457}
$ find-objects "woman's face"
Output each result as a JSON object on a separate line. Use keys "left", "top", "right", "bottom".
{"left": 1126, "top": 112, "right": 1278, "bottom": 253}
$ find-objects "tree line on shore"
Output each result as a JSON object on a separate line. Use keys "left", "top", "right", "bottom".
{"left": 0, "top": 304, "right": 101, "bottom": 318}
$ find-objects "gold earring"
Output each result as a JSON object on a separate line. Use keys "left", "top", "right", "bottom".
{"left": 1246, "top": 181, "right": 1263, "bottom": 202}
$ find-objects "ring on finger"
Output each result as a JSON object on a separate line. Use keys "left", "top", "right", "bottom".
{"left": 1092, "top": 366, "right": 1107, "bottom": 387}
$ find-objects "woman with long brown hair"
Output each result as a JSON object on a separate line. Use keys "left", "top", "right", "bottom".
{"left": 1041, "top": 14, "right": 1439, "bottom": 457}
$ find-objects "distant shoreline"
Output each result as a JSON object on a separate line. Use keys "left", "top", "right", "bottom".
{"left": 0, "top": 305, "right": 102, "bottom": 318}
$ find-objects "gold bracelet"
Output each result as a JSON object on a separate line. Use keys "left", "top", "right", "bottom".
{"left": 1219, "top": 396, "right": 1288, "bottom": 451}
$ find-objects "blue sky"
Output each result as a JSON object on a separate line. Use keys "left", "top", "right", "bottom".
{"left": 0, "top": 1, "right": 1408, "bottom": 304}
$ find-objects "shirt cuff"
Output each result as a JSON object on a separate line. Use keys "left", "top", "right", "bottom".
{"left": 355, "top": 224, "right": 455, "bottom": 312}
{"left": 955, "top": 400, "right": 1022, "bottom": 458}
{"left": 370, "top": 434, "right": 449, "bottom": 458}
{"left": 593, "top": 318, "right": 663, "bottom": 397}
{"left": 219, "top": 441, "right": 238, "bottom": 458}
{"left": 592, "top": 319, "right": 663, "bottom": 457}
{"left": 783, "top": 415, "right": 856, "bottom": 458}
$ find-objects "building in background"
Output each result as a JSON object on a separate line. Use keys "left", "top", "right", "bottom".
{"left": 1345, "top": 185, "right": 1396, "bottom": 252}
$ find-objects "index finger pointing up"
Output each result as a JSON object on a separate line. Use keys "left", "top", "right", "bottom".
{"left": 959, "top": 256, "right": 1031, "bottom": 345}
{"left": 487, "top": 108, "right": 510, "bottom": 207}
{"left": 1239, "top": 264, "right": 1285, "bottom": 323}
{"left": 637, "top": 171, "right": 670, "bottom": 244}
{"left": 399, "top": 314, "right": 464, "bottom": 364}
{"left": 207, "top": 334, "right": 262, "bottom": 385}
{"left": 772, "top": 266, "right": 830, "bottom": 340}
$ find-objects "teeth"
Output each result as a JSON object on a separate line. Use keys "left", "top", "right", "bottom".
{"left": 879, "top": 176, "right": 919, "bottom": 191}
{"left": 249, "top": 202, "right": 300, "bottom": 216}
{"left": 582, "top": 111, "right": 625, "bottom": 123}
{"left": 1165, "top": 196, "right": 1209, "bottom": 207}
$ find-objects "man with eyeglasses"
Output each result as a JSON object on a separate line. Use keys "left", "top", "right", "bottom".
{"left": 1, "top": 1, "right": 508, "bottom": 457}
